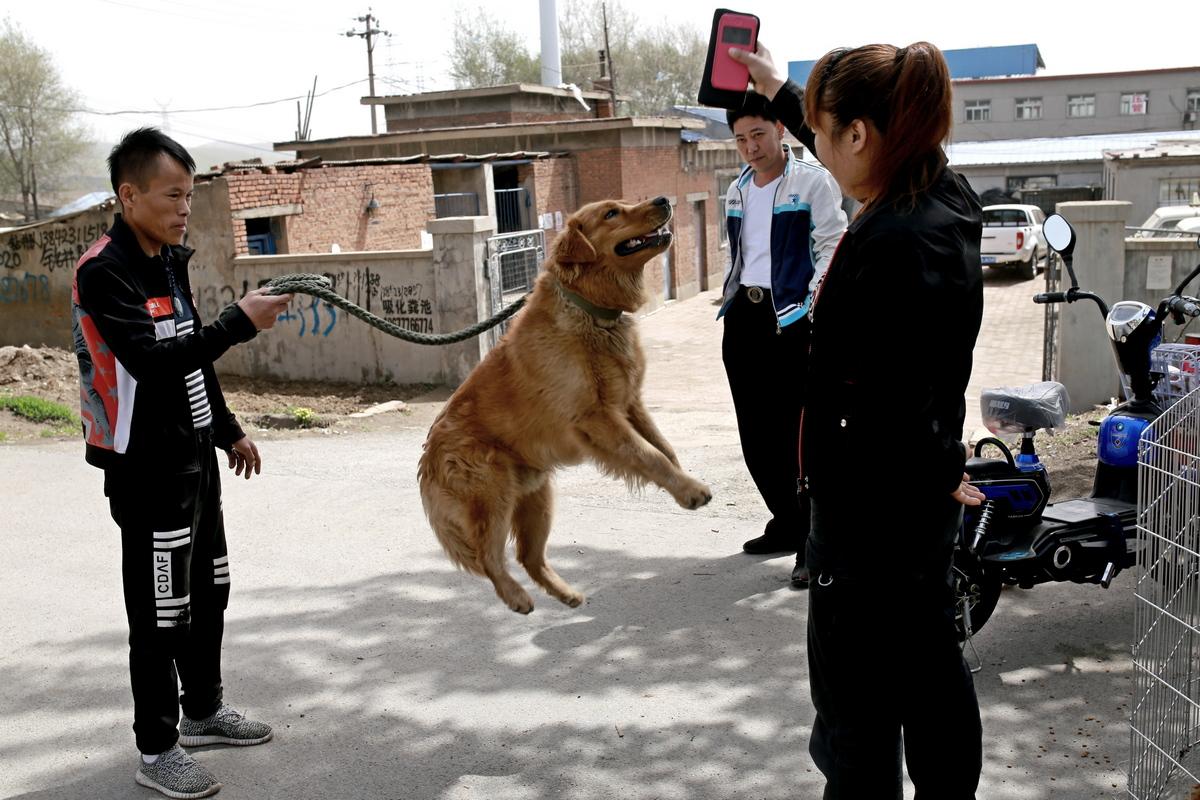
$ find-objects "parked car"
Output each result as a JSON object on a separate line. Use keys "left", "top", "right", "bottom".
{"left": 1133, "top": 196, "right": 1200, "bottom": 238}
{"left": 980, "top": 204, "right": 1047, "bottom": 279}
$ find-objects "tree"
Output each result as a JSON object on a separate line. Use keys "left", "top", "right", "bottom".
{"left": 607, "top": 23, "right": 707, "bottom": 115}
{"left": 446, "top": 2, "right": 707, "bottom": 116}
{"left": 449, "top": 9, "right": 541, "bottom": 88}
{"left": 0, "top": 20, "right": 89, "bottom": 220}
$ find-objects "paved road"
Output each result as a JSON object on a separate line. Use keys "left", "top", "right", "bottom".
{"left": 0, "top": 271, "right": 1136, "bottom": 800}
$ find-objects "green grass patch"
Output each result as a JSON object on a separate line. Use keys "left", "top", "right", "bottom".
{"left": 288, "top": 406, "right": 318, "bottom": 428}
{"left": 0, "top": 395, "right": 79, "bottom": 425}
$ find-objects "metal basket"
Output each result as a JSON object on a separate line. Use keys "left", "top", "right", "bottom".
{"left": 1152, "top": 344, "right": 1200, "bottom": 408}
{"left": 1129, "top": 386, "right": 1200, "bottom": 799}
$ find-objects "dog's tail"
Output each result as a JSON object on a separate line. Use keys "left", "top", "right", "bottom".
{"left": 418, "top": 452, "right": 487, "bottom": 575}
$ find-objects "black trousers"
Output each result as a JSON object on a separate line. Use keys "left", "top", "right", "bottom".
{"left": 721, "top": 287, "right": 809, "bottom": 546}
{"left": 806, "top": 519, "right": 982, "bottom": 799}
{"left": 105, "top": 432, "right": 230, "bottom": 755}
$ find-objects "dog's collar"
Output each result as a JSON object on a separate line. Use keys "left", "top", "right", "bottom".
{"left": 556, "top": 281, "right": 623, "bottom": 322}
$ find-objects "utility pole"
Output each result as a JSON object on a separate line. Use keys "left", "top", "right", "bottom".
{"left": 345, "top": 10, "right": 390, "bottom": 134}
{"left": 601, "top": 3, "right": 617, "bottom": 113}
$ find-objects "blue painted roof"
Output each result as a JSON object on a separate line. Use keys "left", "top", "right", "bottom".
{"left": 788, "top": 44, "right": 1045, "bottom": 86}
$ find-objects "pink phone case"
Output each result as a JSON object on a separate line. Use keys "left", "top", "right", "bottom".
{"left": 710, "top": 13, "right": 758, "bottom": 92}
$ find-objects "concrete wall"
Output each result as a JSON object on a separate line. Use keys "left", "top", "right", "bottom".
{"left": 1050, "top": 201, "right": 1132, "bottom": 411}
{"left": 214, "top": 217, "right": 496, "bottom": 386}
{"left": 1123, "top": 236, "right": 1200, "bottom": 310}
{"left": 431, "top": 164, "right": 496, "bottom": 224}
{"left": 0, "top": 203, "right": 116, "bottom": 348}
{"left": 0, "top": 197, "right": 502, "bottom": 387}
{"left": 953, "top": 67, "right": 1200, "bottom": 142}
{"left": 382, "top": 89, "right": 603, "bottom": 132}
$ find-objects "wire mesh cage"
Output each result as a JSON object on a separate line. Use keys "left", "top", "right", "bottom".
{"left": 1129, "top": 385, "right": 1200, "bottom": 799}
{"left": 1152, "top": 345, "right": 1200, "bottom": 408}
{"left": 1120, "top": 344, "right": 1200, "bottom": 409}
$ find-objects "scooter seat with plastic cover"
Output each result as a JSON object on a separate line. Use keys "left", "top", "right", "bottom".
{"left": 982, "top": 381, "right": 1070, "bottom": 433}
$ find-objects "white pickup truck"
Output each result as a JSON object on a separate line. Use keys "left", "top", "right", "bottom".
{"left": 980, "top": 204, "right": 1047, "bottom": 279}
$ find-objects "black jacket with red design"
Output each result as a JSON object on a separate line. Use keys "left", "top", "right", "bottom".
{"left": 72, "top": 214, "right": 258, "bottom": 472}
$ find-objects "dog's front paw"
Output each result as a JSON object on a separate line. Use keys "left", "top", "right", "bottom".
{"left": 503, "top": 588, "right": 535, "bottom": 614}
{"left": 675, "top": 479, "right": 713, "bottom": 510}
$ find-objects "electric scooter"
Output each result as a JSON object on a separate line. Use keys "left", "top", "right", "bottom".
{"left": 953, "top": 213, "right": 1200, "bottom": 642}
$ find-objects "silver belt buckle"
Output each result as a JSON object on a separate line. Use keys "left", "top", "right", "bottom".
{"left": 746, "top": 286, "right": 765, "bottom": 303}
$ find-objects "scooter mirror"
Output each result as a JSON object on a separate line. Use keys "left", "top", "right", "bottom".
{"left": 1043, "top": 214, "right": 1076, "bottom": 257}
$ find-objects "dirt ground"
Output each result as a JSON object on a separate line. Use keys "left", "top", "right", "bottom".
{"left": 1, "top": 343, "right": 1102, "bottom": 498}
{"left": 0, "top": 344, "right": 433, "bottom": 444}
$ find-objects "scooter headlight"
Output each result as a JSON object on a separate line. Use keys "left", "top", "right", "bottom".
{"left": 1106, "top": 301, "right": 1153, "bottom": 343}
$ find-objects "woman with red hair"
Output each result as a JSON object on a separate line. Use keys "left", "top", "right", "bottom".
{"left": 731, "top": 42, "right": 986, "bottom": 798}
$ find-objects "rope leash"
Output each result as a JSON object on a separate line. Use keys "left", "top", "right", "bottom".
{"left": 263, "top": 273, "right": 526, "bottom": 346}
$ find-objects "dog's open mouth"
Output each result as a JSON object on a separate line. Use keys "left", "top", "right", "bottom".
{"left": 615, "top": 225, "right": 672, "bottom": 257}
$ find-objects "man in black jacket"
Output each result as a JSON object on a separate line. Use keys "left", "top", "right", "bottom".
{"left": 73, "top": 128, "right": 293, "bottom": 798}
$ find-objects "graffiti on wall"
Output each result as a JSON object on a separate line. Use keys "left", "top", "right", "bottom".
{"left": 184, "top": 266, "right": 430, "bottom": 339}
{"left": 196, "top": 282, "right": 248, "bottom": 322}
{"left": 380, "top": 282, "right": 434, "bottom": 334}
{"left": 325, "top": 267, "right": 380, "bottom": 312}
{"left": 276, "top": 295, "right": 338, "bottom": 338}
{"left": 4, "top": 220, "right": 110, "bottom": 273}
{"left": 0, "top": 273, "right": 51, "bottom": 304}
{"left": 268, "top": 268, "right": 433, "bottom": 338}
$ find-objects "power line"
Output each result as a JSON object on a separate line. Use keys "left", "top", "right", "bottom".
{"left": 3, "top": 79, "right": 370, "bottom": 116}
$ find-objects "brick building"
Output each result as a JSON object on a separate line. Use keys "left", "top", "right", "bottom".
{"left": 209, "top": 158, "right": 436, "bottom": 256}
{"left": 276, "top": 83, "right": 745, "bottom": 308}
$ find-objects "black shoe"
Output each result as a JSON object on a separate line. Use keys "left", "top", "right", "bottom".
{"left": 742, "top": 533, "right": 798, "bottom": 555}
{"left": 790, "top": 559, "right": 810, "bottom": 590}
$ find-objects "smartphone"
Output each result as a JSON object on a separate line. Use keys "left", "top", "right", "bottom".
{"left": 698, "top": 9, "right": 760, "bottom": 109}
{"left": 711, "top": 11, "right": 759, "bottom": 91}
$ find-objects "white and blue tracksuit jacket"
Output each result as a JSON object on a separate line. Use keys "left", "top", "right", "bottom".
{"left": 718, "top": 143, "right": 847, "bottom": 328}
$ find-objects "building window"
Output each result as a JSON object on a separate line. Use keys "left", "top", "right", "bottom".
{"left": 1015, "top": 97, "right": 1043, "bottom": 120}
{"left": 1160, "top": 177, "right": 1200, "bottom": 205}
{"left": 1188, "top": 89, "right": 1200, "bottom": 113}
{"left": 965, "top": 99, "right": 990, "bottom": 122}
{"left": 1121, "top": 92, "right": 1149, "bottom": 115}
{"left": 1067, "top": 94, "right": 1095, "bottom": 118}
{"left": 1007, "top": 176, "right": 1057, "bottom": 192}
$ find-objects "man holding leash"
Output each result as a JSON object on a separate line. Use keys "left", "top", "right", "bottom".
{"left": 73, "top": 127, "right": 293, "bottom": 798}
{"left": 719, "top": 92, "right": 847, "bottom": 588}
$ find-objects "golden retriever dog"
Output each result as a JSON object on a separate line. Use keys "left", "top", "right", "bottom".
{"left": 418, "top": 196, "right": 712, "bottom": 613}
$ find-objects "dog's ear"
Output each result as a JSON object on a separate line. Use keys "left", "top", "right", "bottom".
{"left": 553, "top": 222, "right": 597, "bottom": 275}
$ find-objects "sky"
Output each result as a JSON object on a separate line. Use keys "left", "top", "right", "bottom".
{"left": 7, "top": 0, "right": 1200, "bottom": 154}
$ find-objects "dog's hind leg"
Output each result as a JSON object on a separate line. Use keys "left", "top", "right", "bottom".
{"left": 513, "top": 481, "right": 584, "bottom": 608}
{"left": 473, "top": 500, "right": 536, "bottom": 614}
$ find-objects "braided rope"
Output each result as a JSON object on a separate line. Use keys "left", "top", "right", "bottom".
{"left": 263, "top": 273, "right": 526, "bottom": 346}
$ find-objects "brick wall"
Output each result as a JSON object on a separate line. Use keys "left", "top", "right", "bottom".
{"left": 525, "top": 145, "right": 733, "bottom": 308}
{"left": 521, "top": 158, "right": 579, "bottom": 222}
{"left": 223, "top": 165, "right": 435, "bottom": 254}
{"left": 615, "top": 145, "right": 728, "bottom": 304}
{"left": 574, "top": 148, "right": 626, "bottom": 205}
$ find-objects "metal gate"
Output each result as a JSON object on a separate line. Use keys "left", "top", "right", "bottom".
{"left": 1129, "top": 385, "right": 1200, "bottom": 799}
{"left": 486, "top": 229, "right": 544, "bottom": 346}
{"left": 1042, "top": 250, "right": 1063, "bottom": 382}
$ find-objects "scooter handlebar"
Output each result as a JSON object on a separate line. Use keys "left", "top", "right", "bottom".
{"left": 1033, "top": 291, "right": 1067, "bottom": 304}
{"left": 1167, "top": 295, "right": 1200, "bottom": 318}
